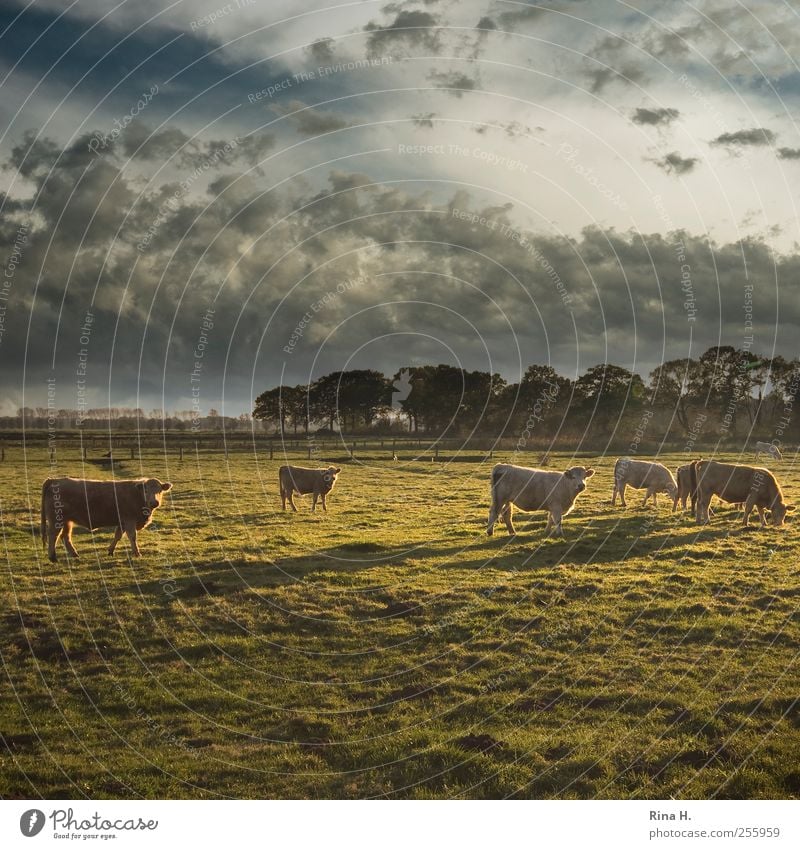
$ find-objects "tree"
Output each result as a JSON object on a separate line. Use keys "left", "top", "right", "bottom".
{"left": 308, "top": 373, "right": 341, "bottom": 431}
{"left": 574, "top": 364, "right": 645, "bottom": 431}
{"left": 253, "top": 387, "right": 288, "bottom": 434}
{"left": 649, "top": 358, "right": 704, "bottom": 432}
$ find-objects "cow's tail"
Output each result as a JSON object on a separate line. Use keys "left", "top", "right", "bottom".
{"left": 40, "top": 479, "right": 51, "bottom": 546}
{"left": 488, "top": 465, "right": 504, "bottom": 531}
{"left": 688, "top": 459, "right": 700, "bottom": 514}
{"left": 490, "top": 465, "right": 503, "bottom": 510}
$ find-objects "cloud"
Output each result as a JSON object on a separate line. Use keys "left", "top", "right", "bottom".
{"left": 476, "top": 16, "right": 497, "bottom": 31}
{"left": 650, "top": 151, "right": 699, "bottom": 175}
{"left": 778, "top": 147, "right": 800, "bottom": 160}
{"left": 710, "top": 128, "right": 777, "bottom": 147}
{"left": 427, "top": 70, "right": 478, "bottom": 97}
{"left": 306, "top": 37, "right": 335, "bottom": 65}
{"left": 4, "top": 129, "right": 799, "bottom": 415}
{"left": 631, "top": 107, "right": 680, "bottom": 126}
{"left": 274, "top": 100, "right": 350, "bottom": 136}
{"left": 411, "top": 112, "right": 436, "bottom": 128}
{"left": 364, "top": 10, "right": 439, "bottom": 57}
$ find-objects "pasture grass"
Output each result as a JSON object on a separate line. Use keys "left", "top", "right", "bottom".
{"left": 1, "top": 447, "right": 798, "bottom": 799}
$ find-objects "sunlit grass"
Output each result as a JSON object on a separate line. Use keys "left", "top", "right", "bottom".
{"left": 1, "top": 447, "right": 798, "bottom": 798}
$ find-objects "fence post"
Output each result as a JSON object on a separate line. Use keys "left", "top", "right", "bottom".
{"left": 307, "top": 444, "right": 312, "bottom": 460}
{"left": 269, "top": 443, "right": 273, "bottom": 460}
{"left": 83, "top": 446, "right": 87, "bottom": 460}
{"left": 351, "top": 442, "right": 355, "bottom": 459}
{"left": 180, "top": 446, "right": 184, "bottom": 461}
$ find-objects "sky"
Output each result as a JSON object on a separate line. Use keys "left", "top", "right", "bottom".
{"left": 0, "top": 0, "right": 798, "bottom": 417}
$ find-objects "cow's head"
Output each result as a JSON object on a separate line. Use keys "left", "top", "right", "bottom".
{"left": 564, "top": 466, "right": 595, "bottom": 493}
{"left": 138, "top": 479, "right": 173, "bottom": 511}
{"left": 666, "top": 481, "right": 679, "bottom": 499}
{"left": 770, "top": 501, "right": 794, "bottom": 526}
{"left": 322, "top": 467, "right": 341, "bottom": 492}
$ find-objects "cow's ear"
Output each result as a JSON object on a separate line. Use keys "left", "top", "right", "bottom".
{"left": 585, "top": 468, "right": 595, "bottom": 478}
{"left": 334, "top": 467, "right": 341, "bottom": 474}
{"left": 786, "top": 505, "right": 796, "bottom": 512}
{"left": 161, "top": 482, "right": 173, "bottom": 492}
{"left": 564, "top": 469, "right": 574, "bottom": 479}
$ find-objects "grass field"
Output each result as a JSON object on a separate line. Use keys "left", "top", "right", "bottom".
{"left": 1, "top": 447, "right": 799, "bottom": 799}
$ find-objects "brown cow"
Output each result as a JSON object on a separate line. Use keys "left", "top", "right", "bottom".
{"left": 690, "top": 460, "right": 792, "bottom": 527}
{"left": 279, "top": 465, "right": 341, "bottom": 512}
{"left": 673, "top": 463, "right": 694, "bottom": 512}
{"left": 41, "top": 477, "right": 172, "bottom": 562}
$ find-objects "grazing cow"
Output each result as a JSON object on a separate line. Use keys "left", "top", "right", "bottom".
{"left": 487, "top": 463, "right": 595, "bottom": 538}
{"left": 612, "top": 457, "right": 678, "bottom": 507}
{"left": 41, "top": 477, "right": 172, "bottom": 562}
{"left": 690, "top": 459, "right": 793, "bottom": 527}
{"left": 279, "top": 465, "right": 341, "bottom": 512}
{"left": 754, "top": 441, "right": 782, "bottom": 462}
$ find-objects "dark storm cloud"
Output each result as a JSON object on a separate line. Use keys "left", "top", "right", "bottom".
{"left": 710, "top": 128, "right": 777, "bottom": 147}
{"left": 427, "top": 70, "right": 479, "bottom": 97}
{"left": 411, "top": 112, "right": 437, "bottom": 128}
{"left": 2, "top": 131, "right": 797, "bottom": 413}
{"left": 777, "top": 147, "right": 800, "bottom": 160}
{"left": 306, "top": 37, "right": 336, "bottom": 65}
{"left": 631, "top": 107, "right": 680, "bottom": 126}
{"left": 273, "top": 100, "right": 351, "bottom": 136}
{"left": 650, "top": 152, "right": 699, "bottom": 176}
{"left": 364, "top": 10, "right": 440, "bottom": 57}
{"left": 475, "top": 16, "right": 497, "bottom": 31}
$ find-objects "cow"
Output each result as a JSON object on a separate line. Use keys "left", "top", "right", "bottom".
{"left": 690, "top": 459, "right": 793, "bottom": 527}
{"left": 754, "top": 441, "right": 782, "bottom": 462}
{"left": 487, "top": 463, "right": 595, "bottom": 538}
{"left": 611, "top": 457, "right": 678, "bottom": 507}
{"left": 672, "top": 462, "right": 695, "bottom": 512}
{"left": 279, "top": 465, "right": 341, "bottom": 512}
{"left": 41, "top": 477, "right": 172, "bottom": 562}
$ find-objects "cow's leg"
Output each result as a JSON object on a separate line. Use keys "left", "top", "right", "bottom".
{"left": 501, "top": 503, "right": 515, "bottom": 535}
{"left": 320, "top": 492, "right": 327, "bottom": 512}
{"left": 642, "top": 489, "right": 651, "bottom": 506}
{"left": 756, "top": 505, "right": 767, "bottom": 527}
{"left": 696, "top": 494, "right": 710, "bottom": 524}
{"left": 287, "top": 489, "right": 298, "bottom": 512}
{"left": 548, "top": 508, "right": 564, "bottom": 537}
{"left": 311, "top": 493, "right": 318, "bottom": 512}
{"left": 124, "top": 521, "right": 141, "bottom": 557}
{"left": 653, "top": 492, "right": 658, "bottom": 507}
{"left": 47, "top": 520, "right": 60, "bottom": 563}
{"left": 611, "top": 482, "right": 618, "bottom": 505}
{"left": 742, "top": 496, "right": 757, "bottom": 527}
{"left": 62, "top": 521, "right": 79, "bottom": 559}
{"left": 280, "top": 485, "right": 287, "bottom": 511}
{"left": 108, "top": 526, "right": 123, "bottom": 555}
{"left": 619, "top": 483, "right": 627, "bottom": 507}
{"left": 487, "top": 503, "right": 498, "bottom": 535}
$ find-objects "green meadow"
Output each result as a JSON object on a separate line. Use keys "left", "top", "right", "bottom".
{"left": 1, "top": 446, "right": 798, "bottom": 799}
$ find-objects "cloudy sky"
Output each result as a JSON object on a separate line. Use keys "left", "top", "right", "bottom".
{"left": 0, "top": 0, "right": 798, "bottom": 416}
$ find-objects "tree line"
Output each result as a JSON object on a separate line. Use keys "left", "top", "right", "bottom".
{"left": 253, "top": 347, "right": 800, "bottom": 444}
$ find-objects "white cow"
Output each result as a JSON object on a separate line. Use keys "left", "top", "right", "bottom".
{"left": 754, "top": 441, "right": 782, "bottom": 462}
{"left": 279, "top": 465, "right": 341, "bottom": 512}
{"left": 487, "top": 463, "right": 595, "bottom": 538}
{"left": 612, "top": 457, "right": 678, "bottom": 507}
